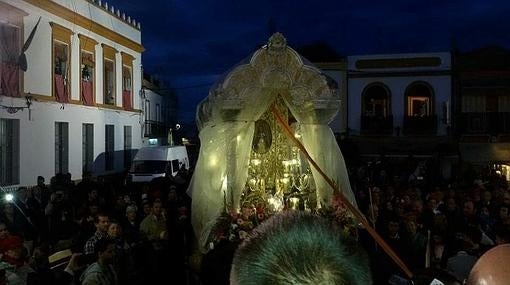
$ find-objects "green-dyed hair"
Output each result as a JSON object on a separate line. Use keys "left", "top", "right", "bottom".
{"left": 230, "top": 211, "right": 372, "bottom": 285}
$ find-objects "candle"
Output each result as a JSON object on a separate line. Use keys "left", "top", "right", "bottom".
{"left": 289, "top": 197, "right": 300, "bottom": 210}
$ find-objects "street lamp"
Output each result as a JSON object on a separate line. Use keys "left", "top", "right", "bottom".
{"left": 168, "top": 123, "right": 181, "bottom": 146}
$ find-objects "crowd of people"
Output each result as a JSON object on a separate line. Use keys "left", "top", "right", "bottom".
{"left": 350, "top": 157, "right": 510, "bottom": 284}
{"left": 0, "top": 155, "right": 509, "bottom": 284}
{"left": 0, "top": 169, "right": 192, "bottom": 284}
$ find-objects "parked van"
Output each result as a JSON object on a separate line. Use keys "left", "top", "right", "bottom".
{"left": 128, "top": 146, "right": 189, "bottom": 183}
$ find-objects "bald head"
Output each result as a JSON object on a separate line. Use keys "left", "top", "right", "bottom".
{"left": 467, "top": 244, "right": 510, "bottom": 285}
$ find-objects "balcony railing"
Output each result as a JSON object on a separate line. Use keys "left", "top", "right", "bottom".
{"left": 144, "top": 120, "right": 168, "bottom": 138}
{"left": 457, "top": 112, "right": 510, "bottom": 135}
{"left": 360, "top": 115, "right": 393, "bottom": 135}
{"left": 403, "top": 115, "right": 437, "bottom": 135}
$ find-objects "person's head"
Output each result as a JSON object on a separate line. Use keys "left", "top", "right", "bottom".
{"left": 412, "top": 199, "right": 424, "bottom": 214}
{"left": 152, "top": 200, "right": 163, "bottom": 217}
{"left": 107, "top": 222, "right": 122, "bottom": 239}
{"left": 467, "top": 244, "right": 510, "bottom": 285}
{"left": 446, "top": 198, "right": 457, "bottom": 212}
{"left": 0, "top": 223, "right": 8, "bottom": 239}
{"left": 125, "top": 205, "right": 137, "bottom": 222}
{"left": 503, "top": 191, "right": 510, "bottom": 205}
{"left": 481, "top": 190, "right": 492, "bottom": 203}
{"left": 427, "top": 198, "right": 438, "bottom": 211}
{"left": 142, "top": 201, "right": 151, "bottom": 216}
{"left": 88, "top": 189, "right": 98, "bottom": 201}
{"left": 37, "top": 176, "right": 45, "bottom": 186}
{"left": 463, "top": 200, "right": 475, "bottom": 217}
{"left": 94, "top": 238, "right": 115, "bottom": 264}
{"left": 387, "top": 216, "right": 401, "bottom": 237}
{"left": 167, "top": 187, "right": 178, "bottom": 201}
{"left": 94, "top": 213, "right": 110, "bottom": 233}
{"left": 230, "top": 211, "right": 372, "bottom": 285}
{"left": 495, "top": 225, "right": 510, "bottom": 245}
{"left": 88, "top": 203, "right": 99, "bottom": 217}
{"left": 499, "top": 205, "right": 509, "bottom": 220}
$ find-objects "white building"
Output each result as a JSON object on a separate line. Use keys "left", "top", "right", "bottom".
{"left": 0, "top": 0, "right": 144, "bottom": 186}
{"left": 347, "top": 52, "right": 452, "bottom": 137}
{"left": 141, "top": 75, "right": 179, "bottom": 146}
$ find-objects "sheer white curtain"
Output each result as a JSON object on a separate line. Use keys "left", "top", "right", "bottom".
{"left": 188, "top": 34, "right": 356, "bottom": 251}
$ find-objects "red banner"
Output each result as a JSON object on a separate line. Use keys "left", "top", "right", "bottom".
{"left": 54, "top": 74, "right": 69, "bottom": 103}
{"left": 0, "top": 62, "right": 20, "bottom": 97}
{"left": 122, "top": 90, "right": 132, "bottom": 110}
{"left": 82, "top": 80, "right": 94, "bottom": 106}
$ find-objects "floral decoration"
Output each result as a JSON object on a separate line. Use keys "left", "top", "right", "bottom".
{"left": 207, "top": 192, "right": 358, "bottom": 250}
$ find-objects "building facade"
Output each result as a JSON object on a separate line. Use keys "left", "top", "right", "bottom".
{"left": 347, "top": 52, "right": 452, "bottom": 137}
{"left": 0, "top": 0, "right": 144, "bottom": 186}
{"left": 345, "top": 53, "right": 455, "bottom": 176}
{"left": 454, "top": 47, "right": 510, "bottom": 173}
{"left": 141, "top": 74, "right": 179, "bottom": 146}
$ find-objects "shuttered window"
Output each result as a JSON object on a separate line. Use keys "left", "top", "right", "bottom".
{"left": 55, "top": 122, "right": 69, "bottom": 175}
{"left": 0, "top": 119, "right": 19, "bottom": 186}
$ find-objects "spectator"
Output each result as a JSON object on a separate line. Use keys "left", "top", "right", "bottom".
{"left": 122, "top": 205, "right": 141, "bottom": 246}
{"left": 140, "top": 200, "right": 168, "bottom": 281}
{"left": 84, "top": 213, "right": 110, "bottom": 255}
{"left": 231, "top": 211, "right": 372, "bottom": 285}
{"left": 80, "top": 238, "right": 117, "bottom": 285}
{"left": 467, "top": 244, "right": 510, "bottom": 285}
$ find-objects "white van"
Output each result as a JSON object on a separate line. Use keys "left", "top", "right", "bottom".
{"left": 128, "top": 145, "right": 189, "bottom": 183}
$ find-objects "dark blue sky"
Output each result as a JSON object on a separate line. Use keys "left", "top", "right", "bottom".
{"left": 107, "top": 0, "right": 510, "bottom": 123}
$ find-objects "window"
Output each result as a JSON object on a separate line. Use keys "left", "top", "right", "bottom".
{"left": 124, "top": 126, "right": 132, "bottom": 169}
{"left": 462, "top": 95, "right": 486, "bottom": 112}
{"left": 82, "top": 123, "right": 94, "bottom": 174}
{"left": 122, "top": 66, "right": 132, "bottom": 110}
{"left": 405, "top": 82, "right": 434, "bottom": 116}
{"left": 145, "top": 99, "right": 150, "bottom": 120}
{"left": 144, "top": 99, "right": 150, "bottom": 137}
{"left": 79, "top": 34, "right": 97, "bottom": 106}
{"left": 408, "top": 97, "right": 430, "bottom": 117}
{"left": 55, "top": 122, "right": 69, "bottom": 174}
{"left": 362, "top": 84, "right": 391, "bottom": 117}
{"left": 498, "top": 96, "right": 510, "bottom": 112}
{"left": 171, "top": 159, "right": 179, "bottom": 173}
{"left": 104, "top": 59, "right": 115, "bottom": 105}
{"left": 121, "top": 52, "right": 133, "bottom": 110}
{"left": 156, "top": 103, "right": 160, "bottom": 122}
{"left": 105, "top": 125, "right": 115, "bottom": 171}
{"left": 103, "top": 44, "right": 116, "bottom": 105}
{"left": 51, "top": 22, "right": 72, "bottom": 103}
{"left": 0, "top": 119, "right": 19, "bottom": 186}
{"left": 0, "top": 3, "right": 25, "bottom": 97}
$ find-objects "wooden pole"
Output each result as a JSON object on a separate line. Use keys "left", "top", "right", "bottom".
{"left": 271, "top": 105, "right": 413, "bottom": 279}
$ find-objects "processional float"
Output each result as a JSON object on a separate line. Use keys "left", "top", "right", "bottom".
{"left": 188, "top": 33, "right": 412, "bottom": 278}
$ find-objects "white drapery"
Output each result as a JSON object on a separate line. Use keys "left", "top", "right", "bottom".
{"left": 188, "top": 33, "right": 356, "bottom": 252}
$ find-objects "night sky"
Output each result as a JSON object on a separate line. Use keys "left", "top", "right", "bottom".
{"left": 106, "top": 0, "right": 510, "bottom": 124}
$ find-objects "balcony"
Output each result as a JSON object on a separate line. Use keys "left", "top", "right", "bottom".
{"left": 403, "top": 115, "right": 438, "bottom": 135}
{"left": 456, "top": 112, "right": 510, "bottom": 135}
{"left": 144, "top": 120, "right": 168, "bottom": 138}
{"left": 360, "top": 115, "right": 393, "bottom": 135}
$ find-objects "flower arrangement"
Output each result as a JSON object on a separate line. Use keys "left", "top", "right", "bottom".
{"left": 208, "top": 203, "right": 268, "bottom": 249}
{"left": 207, "top": 192, "right": 358, "bottom": 250}
{"left": 317, "top": 192, "right": 358, "bottom": 239}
